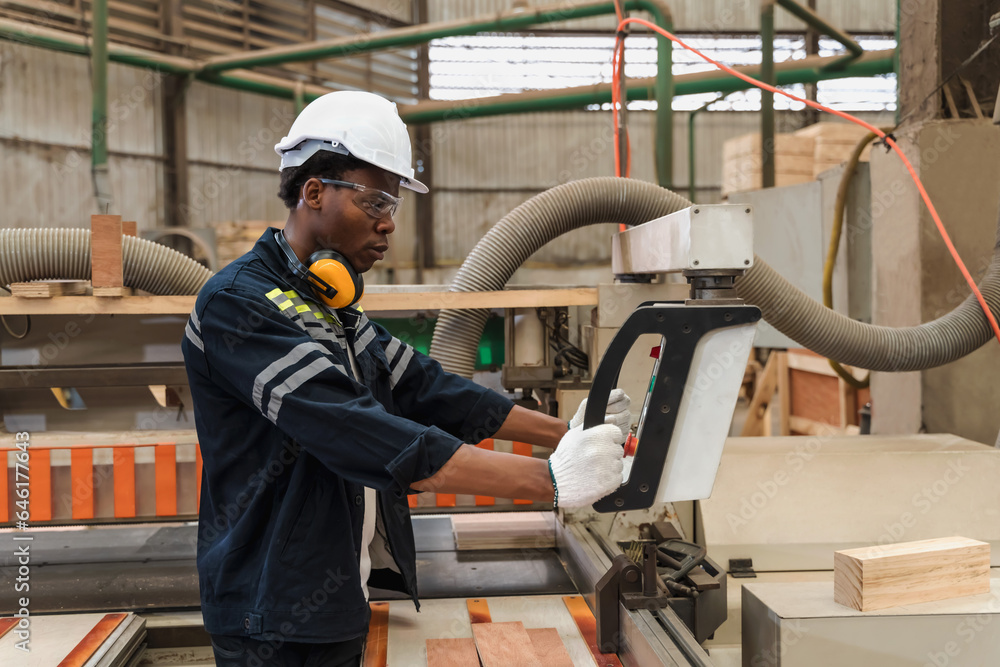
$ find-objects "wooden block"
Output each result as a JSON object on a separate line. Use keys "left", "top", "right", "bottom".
{"left": 526, "top": 628, "right": 573, "bottom": 667}
{"left": 10, "top": 280, "right": 89, "bottom": 298}
{"left": 471, "top": 622, "right": 540, "bottom": 666}
{"left": 834, "top": 536, "right": 991, "bottom": 612}
{"left": 426, "top": 638, "right": 480, "bottom": 667}
{"left": 122, "top": 221, "right": 137, "bottom": 237}
{"left": 452, "top": 512, "right": 555, "bottom": 550}
{"left": 93, "top": 286, "right": 134, "bottom": 297}
{"left": 90, "top": 214, "right": 123, "bottom": 288}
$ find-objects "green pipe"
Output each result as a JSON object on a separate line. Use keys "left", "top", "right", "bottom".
{"left": 91, "top": 0, "right": 108, "bottom": 171}
{"left": 761, "top": 1, "right": 775, "bottom": 189}
{"left": 655, "top": 14, "right": 674, "bottom": 188}
{"left": 775, "top": 0, "right": 863, "bottom": 72}
{"left": 687, "top": 94, "right": 724, "bottom": 202}
{"left": 397, "top": 53, "right": 895, "bottom": 123}
{"left": 202, "top": 0, "right": 667, "bottom": 73}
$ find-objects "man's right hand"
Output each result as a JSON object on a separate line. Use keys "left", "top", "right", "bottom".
{"left": 547, "top": 424, "right": 625, "bottom": 509}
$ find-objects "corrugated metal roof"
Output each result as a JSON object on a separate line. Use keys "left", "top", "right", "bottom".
{"left": 428, "top": 0, "right": 894, "bottom": 33}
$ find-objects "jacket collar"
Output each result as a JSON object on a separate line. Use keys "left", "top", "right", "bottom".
{"left": 252, "top": 227, "right": 318, "bottom": 297}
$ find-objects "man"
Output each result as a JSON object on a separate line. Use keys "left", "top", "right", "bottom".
{"left": 182, "top": 91, "right": 628, "bottom": 666}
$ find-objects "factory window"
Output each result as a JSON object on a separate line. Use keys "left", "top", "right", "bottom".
{"left": 428, "top": 34, "right": 897, "bottom": 112}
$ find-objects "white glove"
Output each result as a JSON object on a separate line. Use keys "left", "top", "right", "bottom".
{"left": 548, "top": 424, "right": 625, "bottom": 509}
{"left": 569, "top": 388, "right": 632, "bottom": 441}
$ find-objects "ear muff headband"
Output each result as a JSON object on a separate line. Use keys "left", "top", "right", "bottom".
{"left": 275, "top": 230, "right": 364, "bottom": 309}
{"left": 307, "top": 250, "right": 364, "bottom": 309}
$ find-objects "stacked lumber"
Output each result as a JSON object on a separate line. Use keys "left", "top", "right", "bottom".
{"left": 721, "top": 132, "right": 815, "bottom": 196}
{"left": 793, "top": 121, "right": 874, "bottom": 178}
{"left": 212, "top": 220, "right": 282, "bottom": 266}
{"left": 834, "top": 536, "right": 990, "bottom": 612}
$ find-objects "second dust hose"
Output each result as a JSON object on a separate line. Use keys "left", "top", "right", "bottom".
{"left": 429, "top": 177, "right": 1000, "bottom": 377}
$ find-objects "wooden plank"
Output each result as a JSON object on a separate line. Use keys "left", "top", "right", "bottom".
{"left": 155, "top": 444, "right": 178, "bottom": 516}
{"left": 466, "top": 598, "right": 492, "bottom": 624}
{"left": 512, "top": 441, "right": 534, "bottom": 505}
{"left": 526, "top": 628, "right": 574, "bottom": 667}
{"left": 57, "top": 612, "right": 128, "bottom": 667}
{"left": 28, "top": 448, "right": 52, "bottom": 522}
{"left": 113, "top": 447, "right": 136, "bottom": 518}
{"left": 787, "top": 349, "right": 865, "bottom": 380}
{"left": 0, "top": 430, "right": 199, "bottom": 451}
{"left": 788, "top": 415, "right": 859, "bottom": 436}
{"left": 0, "top": 289, "right": 597, "bottom": 316}
{"left": 363, "top": 602, "right": 389, "bottom": 667}
{"left": 471, "top": 622, "right": 540, "bottom": 666}
{"left": 563, "top": 595, "right": 623, "bottom": 666}
{"left": 740, "top": 353, "right": 778, "bottom": 437}
{"left": 776, "top": 352, "right": 791, "bottom": 436}
{"left": 474, "top": 439, "right": 495, "bottom": 506}
{"left": 959, "top": 77, "right": 985, "bottom": 119}
{"left": 452, "top": 512, "right": 555, "bottom": 551}
{"left": 426, "top": 638, "right": 480, "bottom": 667}
{"left": 90, "top": 215, "right": 124, "bottom": 289}
{"left": 834, "top": 537, "right": 991, "bottom": 612}
{"left": 122, "top": 221, "right": 137, "bottom": 237}
{"left": 70, "top": 448, "right": 94, "bottom": 520}
{"left": 93, "top": 286, "right": 135, "bottom": 297}
{"left": 10, "top": 280, "right": 89, "bottom": 298}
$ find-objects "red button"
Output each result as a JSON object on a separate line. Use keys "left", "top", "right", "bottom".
{"left": 650, "top": 345, "right": 661, "bottom": 359}
{"left": 623, "top": 434, "right": 638, "bottom": 457}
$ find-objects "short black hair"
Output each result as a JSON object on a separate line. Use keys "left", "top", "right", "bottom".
{"left": 277, "top": 150, "right": 368, "bottom": 209}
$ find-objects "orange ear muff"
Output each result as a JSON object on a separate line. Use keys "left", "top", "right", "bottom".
{"left": 307, "top": 250, "right": 364, "bottom": 309}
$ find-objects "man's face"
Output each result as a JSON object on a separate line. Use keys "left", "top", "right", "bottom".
{"left": 310, "top": 165, "right": 400, "bottom": 274}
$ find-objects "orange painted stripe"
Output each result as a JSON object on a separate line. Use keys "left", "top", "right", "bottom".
{"left": 563, "top": 596, "right": 623, "bottom": 667}
{"left": 0, "top": 450, "right": 8, "bottom": 523}
{"left": 407, "top": 494, "right": 418, "bottom": 508}
{"left": 70, "top": 448, "right": 94, "bottom": 520}
{"left": 475, "top": 439, "right": 495, "bottom": 506}
{"left": 113, "top": 447, "right": 136, "bottom": 518}
{"left": 28, "top": 449, "right": 51, "bottom": 522}
{"left": 513, "top": 441, "right": 534, "bottom": 505}
{"left": 195, "top": 443, "right": 203, "bottom": 511}
{"left": 363, "top": 602, "right": 389, "bottom": 667}
{"left": 57, "top": 612, "right": 128, "bottom": 667}
{"left": 435, "top": 493, "right": 456, "bottom": 507}
{"left": 466, "top": 598, "right": 492, "bottom": 624}
{"left": 0, "top": 617, "right": 18, "bottom": 640}
{"left": 155, "top": 444, "right": 178, "bottom": 516}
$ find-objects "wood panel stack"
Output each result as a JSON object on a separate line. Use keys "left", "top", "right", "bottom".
{"left": 793, "top": 122, "right": 874, "bottom": 178}
{"left": 212, "top": 221, "right": 282, "bottom": 267}
{"left": 721, "top": 132, "right": 816, "bottom": 196}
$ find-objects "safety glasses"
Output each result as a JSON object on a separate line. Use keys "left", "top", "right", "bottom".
{"left": 318, "top": 178, "right": 402, "bottom": 219}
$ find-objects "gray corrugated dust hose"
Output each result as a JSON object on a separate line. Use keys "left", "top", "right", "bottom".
{"left": 429, "top": 177, "right": 1000, "bottom": 377}
{"left": 0, "top": 228, "right": 214, "bottom": 295}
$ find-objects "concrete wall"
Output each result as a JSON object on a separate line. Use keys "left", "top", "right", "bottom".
{"left": 870, "top": 119, "right": 1000, "bottom": 445}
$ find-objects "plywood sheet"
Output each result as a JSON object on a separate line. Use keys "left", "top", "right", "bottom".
{"left": 426, "top": 638, "right": 480, "bottom": 667}
{"left": 526, "top": 628, "right": 573, "bottom": 667}
{"left": 471, "top": 622, "right": 539, "bottom": 666}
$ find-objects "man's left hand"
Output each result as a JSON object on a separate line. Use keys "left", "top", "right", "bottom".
{"left": 569, "top": 388, "right": 632, "bottom": 442}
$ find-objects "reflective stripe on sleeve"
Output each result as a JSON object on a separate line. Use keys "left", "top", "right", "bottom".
{"left": 252, "top": 341, "right": 327, "bottom": 412}
{"left": 266, "top": 357, "right": 335, "bottom": 422}
{"left": 389, "top": 344, "right": 414, "bottom": 389}
{"left": 185, "top": 322, "right": 204, "bottom": 352}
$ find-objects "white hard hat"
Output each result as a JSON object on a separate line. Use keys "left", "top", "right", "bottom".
{"left": 274, "top": 91, "right": 427, "bottom": 194}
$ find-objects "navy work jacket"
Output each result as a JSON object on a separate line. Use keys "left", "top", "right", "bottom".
{"left": 181, "top": 229, "right": 513, "bottom": 643}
